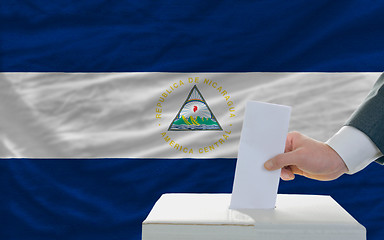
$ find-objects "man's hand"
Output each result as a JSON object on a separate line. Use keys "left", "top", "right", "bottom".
{"left": 264, "top": 131, "right": 349, "bottom": 181}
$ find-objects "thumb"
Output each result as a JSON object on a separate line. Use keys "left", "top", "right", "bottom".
{"left": 264, "top": 151, "right": 301, "bottom": 171}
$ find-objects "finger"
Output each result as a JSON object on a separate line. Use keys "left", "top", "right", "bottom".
{"left": 284, "top": 131, "right": 301, "bottom": 153}
{"left": 289, "top": 165, "right": 304, "bottom": 176}
{"left": 281, "top": 167, "right": 295, "bottom": 181}
{"left": 264, "top": 150, "right": 302, "bottom": 171}
{"left": 284, "top": 133, "right": 294, "bottom": 153}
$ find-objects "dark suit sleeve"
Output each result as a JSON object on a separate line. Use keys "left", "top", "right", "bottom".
{"left": 346, "top": 73, "right": 384, "bottom": 165}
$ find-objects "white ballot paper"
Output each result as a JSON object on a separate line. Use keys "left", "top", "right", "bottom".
{"left": 230, "top": 101, "right": 291, "bottom": 209}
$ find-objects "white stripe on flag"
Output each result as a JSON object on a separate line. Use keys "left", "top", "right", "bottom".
{"left": 0, "top": 72, "right": 380, "bottom": 158}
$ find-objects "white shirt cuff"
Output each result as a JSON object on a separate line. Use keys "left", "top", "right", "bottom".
{"left": 326, "top": 126, "right": 383, "bottom": 174}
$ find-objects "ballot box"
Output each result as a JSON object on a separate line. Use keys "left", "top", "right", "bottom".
{"left": 142, "top": 193, "right": 365, "bottom": 240}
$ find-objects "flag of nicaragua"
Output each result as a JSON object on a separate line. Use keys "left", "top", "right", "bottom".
{"left": 2, "top": 1, "right": 384, "bottom": 240}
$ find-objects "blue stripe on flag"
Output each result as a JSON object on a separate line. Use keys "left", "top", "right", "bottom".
{"left": 1, "top": 1, "right": 384, "bottom": 72}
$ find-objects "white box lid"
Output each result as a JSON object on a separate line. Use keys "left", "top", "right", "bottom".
{"left": 143, "top": 193, "right": 365, "bottom": 232}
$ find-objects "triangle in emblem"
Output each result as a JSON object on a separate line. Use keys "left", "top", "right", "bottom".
{"left": 168, "top": 85, "right": 222, "bottom": 131}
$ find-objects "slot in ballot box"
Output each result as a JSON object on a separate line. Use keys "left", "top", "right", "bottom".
{"left": 142, "top": 194, "right": 365, "bottom": 240}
